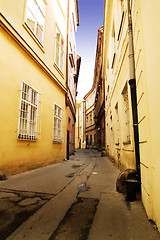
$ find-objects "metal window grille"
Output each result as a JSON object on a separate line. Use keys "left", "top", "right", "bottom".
{"left": 25, "top": 0, "right": 46, "bottom": 43}
{"left": 53, "top": 104, "right": 62, "bottom": 143}
{"left": 18, "top": 82, "right": 40, "bottom": 141}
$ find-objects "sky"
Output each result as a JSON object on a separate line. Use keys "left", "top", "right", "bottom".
{"left": 76, "top": 0, "right": 104, "bottom": 101}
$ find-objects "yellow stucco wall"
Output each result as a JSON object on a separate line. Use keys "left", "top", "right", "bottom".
{"left": 104, "top": 0, "right": 160, "bottom": 232}
{"left": 132, "top": 0, "right": 160, "bottom": 230}
{"left": 0, "top": 0, "right": 67, "bottom": 175}
{"left": 103, "top": 1, "right": 136, "bottom": 171}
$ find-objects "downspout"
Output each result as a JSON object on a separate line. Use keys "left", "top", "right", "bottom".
{"left": 83, "top": 101, "right": 85, "bottom": 143}
{"left": 66, "top": 0, "right": 70, "bottom": 159}
{"left": 66, "top": 0, "right": 70, "bottom": 89}
{"left": 78, "top": 104, "right": 80, "bottom": 148}
{"left": 127, "top": 0, "right": 141, "bottom": 182}
{"left": 84, "top": 100, "right": 86, "bottom": 149}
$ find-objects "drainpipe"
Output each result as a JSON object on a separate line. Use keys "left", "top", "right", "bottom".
{"left": 83, "top": 101, "right": 85, "bottom": 143}
{"left": 78, "top": 104, "right": 80, "bottom": 148}
{"left": 66, "top": 0, "right": 70, "bottom": 159}
{"left": 127, "top": 0, "right": 141, "bottom": 182}
{"left": 66, "top": 0, "right": 70, "bottom": 89}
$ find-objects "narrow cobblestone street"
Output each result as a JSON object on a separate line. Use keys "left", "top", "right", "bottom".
{"left": 0, "top": 149, "right": 160, "bottom": 240}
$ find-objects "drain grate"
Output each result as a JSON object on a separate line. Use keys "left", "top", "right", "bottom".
{"left": 49, "top": 198, "right": 99, "bottom": 240}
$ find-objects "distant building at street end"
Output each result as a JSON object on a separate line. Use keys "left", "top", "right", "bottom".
{"left": 75, "top": 101, "right": 85, "bottom": 149}
{"left": 66, "top": 0, "right": 81, "bottom": 159}
{"left": 82, "top": 26, "right": 104, "bottom": 151}
{"left": 84, "top": 87, "right": 96, "bottom": 149}
{"left": 94, "top": 26, "right": 105, "bottom": 151}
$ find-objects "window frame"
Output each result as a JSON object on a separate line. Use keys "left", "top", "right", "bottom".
{"left": 53, "top": 103, "right": 63, "bottom": 143}
{"left": 122, "top": 83, "right": 131, "bottom": 144}
{"left": 90, "top": 112, "right": 92, "bottom": 126}
{"left": 18, "top": 81, "right": 39, "bottom": 141}
{"left": 114, "top": 102, "right": 120, "bottom": 145}
{"left": 54, "top": 26, "right": 65, "bottom": 73}
{"left": 86, "top": 115, "right": 89, "bottom": 127}
{"left": 24, "top": 0, "right": 47, "bottom": 44}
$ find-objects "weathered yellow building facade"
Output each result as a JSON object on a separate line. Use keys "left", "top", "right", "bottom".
{"left": 66, "top": 0, "right": 80, "bottom": 158}
{"left": 0, "top": 0, "right": 68, "bottom": 175}
{"left": 84, "top": 88, "right": 96, "bottom": 149}
{"left": 75, "top": 101, "right": 85, "bottom": 149}
{"left": 103, "top": 0, "right": 160, "bottom": 231}
{"left": 103, "top": 0, "right": 136, "bottom": 170}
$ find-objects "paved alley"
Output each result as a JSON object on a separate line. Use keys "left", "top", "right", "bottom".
{"left": 0, "top": 149, "right": 159, "bottom": 240}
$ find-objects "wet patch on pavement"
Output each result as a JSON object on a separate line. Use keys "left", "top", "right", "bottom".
{"left": 65, "top": 173, "right": 75, "bottom": 178}
{"left": 72, "top": 164, "right": 83, "bottom": 169}
{"left": 49, "top": 197, "right": 99, "bottom": 240}
{"left": 78, "top": 183, "right": 90, "bottom": 192}
{"left": 0, "top": 188, "right": 53, "bottom": 240}
{"left": 94, "top": 163, "right": 98, "bottom": 168}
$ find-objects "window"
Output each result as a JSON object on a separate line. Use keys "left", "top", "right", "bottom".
{"left": 90, "top": 135, "right": 92, "bottom": 145}
{"left": 122, "top": 83, "right": 131, "bottom": 143}
{"left": 53, "top": 104, "right": 62, "bottom": 142}
{"left": 115, "top": 102, "right": 120, "bottom": 145}
{"left": 25, "top": 0, "right": 46, "bottom": 43}
{"left": 111, "top": 20, "right": 116, "bottom": 69}
{"left": 55, "top": 27, "right": 64, "bottom": 72}
{"left": 94, "top": 134, "right": 96, "bottom": 145}
{"left": 90, "top": 112, "right": 92, "bottom": 126}
{"left": 18, "top": 82, "right": 39, "bottom": 141}
{"left": 86, "top": 135, "right": 88, "bottom": 146}
{"left": 86, "top": 115, "right": 88, "bottom": 127}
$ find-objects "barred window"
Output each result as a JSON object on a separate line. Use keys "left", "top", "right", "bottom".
{"left": 18, "top": 82, "right": 39, "bottom": 141}
{"left": 55, "top": 27, "right": 64, "bottom": 72}
{"left": 25, "top": 0, "right": 46, "bottom": 43}
{"left": 53, "top": 104, "right": 62, "bottom": 143}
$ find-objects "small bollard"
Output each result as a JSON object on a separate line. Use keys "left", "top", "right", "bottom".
{"left": 125, "top": 179, "right": 138, "bottom": 201}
